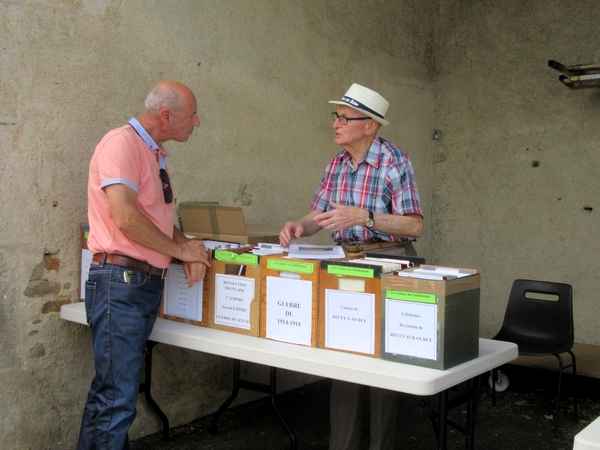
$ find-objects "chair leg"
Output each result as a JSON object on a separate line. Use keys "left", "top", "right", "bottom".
{"left": 491, "top": 369, "right": 497, "bottom": 406}
{"left": 568, "top": 350, "right": 578, "bottom": 421}
{"left": 553, "top": 354, "right": 565, "bottom": 438}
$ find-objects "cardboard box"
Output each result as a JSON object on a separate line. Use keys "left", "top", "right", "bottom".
{"left": 179, "top": 202, "right": 281, "bottom": 245}
{"left": 208, "top": 248, "right": 263, "bottom": 336}
{"left": 380, "top": 265, "right": 480, "bottom": 370}
{"left": 260, "top": 254, "right": 319, "bottom": 347}
{"left": 159, "top": 260, "right": 210, "bottom": 327}
{"left": 318, "top": 258, "right": 414, "bottom": 357}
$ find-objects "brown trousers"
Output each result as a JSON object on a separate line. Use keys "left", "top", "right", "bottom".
{"left": 329, "top": 243, "right": 416, "bottom": 450}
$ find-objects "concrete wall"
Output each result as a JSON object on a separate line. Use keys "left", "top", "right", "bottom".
{"left": 433, "top": 1, "right": 600, "bottom": 342}
{"left": 0, "top": 1, "right": 435, "bottom": 447}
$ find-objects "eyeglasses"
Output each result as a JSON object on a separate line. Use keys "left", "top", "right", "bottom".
{"left": 159, "top": 169, "right": 173, "bottom": 204}
{"left": 332, "top": 112, "right": 372, "bottom": 125}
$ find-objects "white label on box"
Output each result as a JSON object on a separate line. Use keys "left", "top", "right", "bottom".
{"left": 265, "top": 276, "right": 313, "bottom": 346}
{"left": 384, "top": 298, "right": 437, "bottom": 360}
{"left": 80, "top": 249, "right": 93, "bottom": 299}
{"left": 214, "top": 274, "right": 254, "bottom": 330}
{"left": 324, "top": 289, "right": 375, "bottom": 354}
{"left": 164, "top": 263, "right": 204, "bottom": 321}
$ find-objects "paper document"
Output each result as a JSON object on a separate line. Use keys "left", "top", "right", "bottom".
{"left": 413, "top": 267, "right": 472, "bottom": 278}
{"left": 343, "top": 258, "right": 411, "bottom": 273}
{"left": 163, "top": 264, "right": 204, "bottom": 321}
{"left": 325, "top": 289, "right": 375, "bottom": 354}
{"left": 288, "top": 243, "right": 345, "bottom": 260}
{"left": 265, "top": 276, "right": 313, "bottom": 346}
{"left": 251, "top": 242, "right": 288, "bottom": 256}
{"left": 394, "top": 272, "right": 455, "bottom": 281}
{"left": 201, "top": 240, "right": 244, "bottom": 251}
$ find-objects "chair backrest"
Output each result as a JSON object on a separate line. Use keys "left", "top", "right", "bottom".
{"left": 494, "top": 279, "right": 574, "bottom": 356}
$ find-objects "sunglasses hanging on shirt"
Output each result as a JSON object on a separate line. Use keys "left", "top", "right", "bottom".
{"left": 158, "top": 154, "right": 173, "bottom": 204}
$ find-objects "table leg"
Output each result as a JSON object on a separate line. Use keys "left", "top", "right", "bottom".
{"left": 140, "top": 340, "right": 170, "bottom": 440}
{"left": 209, "top": 360, "right": 297, "bottom": 449}
{"left": 438, "top": 389, "right": 447, "bottom": 450}
{"left": 269, "top": 367, "right": 296, "bottom": 449}
{"left": 209, "top": 359, "right": 242, "bottom": 436}
{"left": 424, "top": 380, "right": 479, "bottom": 450}
{"left": 465, "top": 377, "right": 478, "bottom": 450}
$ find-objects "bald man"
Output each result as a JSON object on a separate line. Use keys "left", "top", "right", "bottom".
{"left": 77, "top": 81, "right": 210, "bottom": 450}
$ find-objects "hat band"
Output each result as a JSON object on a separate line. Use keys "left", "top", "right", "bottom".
{"left": 340, "top": 96, "right": 385, "bottom": 120}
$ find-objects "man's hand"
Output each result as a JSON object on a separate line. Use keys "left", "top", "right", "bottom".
{"left": 279, "top": 221, "right": 304, "bottom": 246}
{"left": 178, "top": 239, "right": 211, "bottom": 267}
{"left": 313, "top": 200, "right": 365, "bottom": 232}
{"left": 182, "top": 260, "right": 208, "bottom": 288}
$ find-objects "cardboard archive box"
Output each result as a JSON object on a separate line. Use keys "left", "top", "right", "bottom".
{"left": 260, "top": 255, "right": 320, "bottom": 347}
{"left": 208, "top": 248, "right": 263, "bottom": 336}
{"left": 380, "top": 265, "right": 480, "bottom": 370}
{"left": 179, "top": 202, "right": 281, "bottom": 245}
{"left": 318, "top": 258, "right": 415, "bottom": 358}
{"left": 159, "top": 259, "right": 210, "bottom": 327}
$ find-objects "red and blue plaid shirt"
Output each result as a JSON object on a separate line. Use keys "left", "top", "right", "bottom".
{"left": 311, "top": 136, "right": 422, "bottom": 243}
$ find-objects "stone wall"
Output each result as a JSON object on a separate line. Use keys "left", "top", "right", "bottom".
{"left": 433, "top": 0, "right": 600, "bottom": 341}
{"left": 0, "top": 1, "right": 435, "bottom": 447}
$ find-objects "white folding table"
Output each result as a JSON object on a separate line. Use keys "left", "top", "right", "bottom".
{"left": 61, "top": 302, "right": 517, "bottom": 449}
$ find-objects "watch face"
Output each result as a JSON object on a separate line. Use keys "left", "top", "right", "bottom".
{"left": 365, "top": 218, "right": 374, "bottom": 228}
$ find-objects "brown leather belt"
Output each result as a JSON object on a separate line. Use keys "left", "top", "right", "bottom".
{"left": 340, "top": 241, "right": 409, "bottom": 254}
{"left": 92, "top": 253, "right": 168, "bottom": 279}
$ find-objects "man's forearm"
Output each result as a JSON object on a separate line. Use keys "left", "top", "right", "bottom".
{"left": 118, "top": 210, "right": 185, "bottom": 259}
{"left": 298, "top": 211, "right": 322, "bottom": 237}
{"left": 371, "top": 212, "right": 423, "bottom": 239}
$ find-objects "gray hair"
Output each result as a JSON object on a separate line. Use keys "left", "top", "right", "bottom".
{"left": 144, "top": 84, "right": 182, "bottom": 114}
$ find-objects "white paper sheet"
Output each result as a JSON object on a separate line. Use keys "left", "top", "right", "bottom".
{"left": 288, "top": 243, "right": 345, "bottom": 259}
{"left": 80, "top": 249, "right": 93, "bottom": 299}
{"left": 163, "top": 263, "right": 204, "bottom": 321}
{"left": 384, "top": 299, "right": 437, "bottom": 360}
{"left": 324, "top": 289, "right": 375, "bottom": 354}
{"left": 265, "top": 276, "right": 313, "bottom": 346}
{"left": 214, "top": 274, "right": 255, "bottom": 329}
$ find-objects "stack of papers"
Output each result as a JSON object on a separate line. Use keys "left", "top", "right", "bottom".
{"left": 393, "top": 266, "right": 474, "bottom": 281}
{"left": 288, "top": 243, "right": 345, "bottom": 260}
{"left": 200, "top": 240, "right": 244, "bottom": 251}
{"left": 250, "top": 243, "right": 288, "bottom": 256}
{"left": 342, "top": 257, "right": 414, "bottom": 273}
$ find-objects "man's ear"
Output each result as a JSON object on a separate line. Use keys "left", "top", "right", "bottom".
{"left": 365, "top": 119, "right": 379, "bottom": 136}
{"left": 159, "top": 107, "right": 171, "bottom": 124}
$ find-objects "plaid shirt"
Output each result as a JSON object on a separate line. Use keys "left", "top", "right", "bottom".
{"left": 311, "top": 136, "right": 422, "bottom": 243}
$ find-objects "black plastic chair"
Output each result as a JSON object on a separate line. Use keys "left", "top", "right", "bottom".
{"left": 490, "top": 279, "right": 578, "bottom": 437}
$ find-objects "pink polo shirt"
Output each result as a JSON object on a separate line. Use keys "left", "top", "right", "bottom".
{"left": 87, "top": 119, "right": 175, "bottom": 269}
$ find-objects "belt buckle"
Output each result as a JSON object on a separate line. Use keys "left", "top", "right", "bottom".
{"left": 344, "top": 243, "right": 361, "bottom": 253}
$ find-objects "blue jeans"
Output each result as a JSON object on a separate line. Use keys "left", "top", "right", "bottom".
{"left": 77, "top": 263, "right": 164, "bottom": 450}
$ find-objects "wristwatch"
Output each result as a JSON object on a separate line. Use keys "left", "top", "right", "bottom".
{"left": 364, "top": 210, "right": 374, "bottom": 229}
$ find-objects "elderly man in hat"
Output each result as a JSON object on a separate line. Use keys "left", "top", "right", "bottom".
{"left": 280, "top": 84, "right": 423, "bottom": 449}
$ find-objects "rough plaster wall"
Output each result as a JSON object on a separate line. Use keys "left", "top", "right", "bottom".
{"left": 0, "top": 0, "right": 434, "bottom": 447}
{"left": 433, "top": 1, "right": 600, "bottom": 342}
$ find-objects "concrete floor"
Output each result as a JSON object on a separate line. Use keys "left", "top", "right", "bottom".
{"left": 129, "top": 365, "right": 599, "bottom": 450}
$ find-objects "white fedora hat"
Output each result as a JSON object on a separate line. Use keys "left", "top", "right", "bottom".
{"left": 329, "top": 83, "right": 390, "bottom": 126}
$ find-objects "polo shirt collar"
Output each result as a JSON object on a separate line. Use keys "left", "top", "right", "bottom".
{"left": 128, "top": 117, "right": 159, "bottom": 151}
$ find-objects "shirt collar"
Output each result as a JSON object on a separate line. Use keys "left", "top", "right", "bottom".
{"left": 342, "top": 136, "right": 382, "bottom": 169}
{"left": 128, "top": 117, "right": 159, "bottom": 151}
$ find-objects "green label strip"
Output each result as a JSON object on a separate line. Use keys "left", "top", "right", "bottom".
{"left": 267, "top": 259, "right": 314, "bottom": 274}
{"left": 386, "top": 290, "right": 436, "bottom": 304}
{"left": 214, "top": 250, "right": 258, "bottom": 266}
{"left": 328, "top": 265, "right": 374, "bottom": 278}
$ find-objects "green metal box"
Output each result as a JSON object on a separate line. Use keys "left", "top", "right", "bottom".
{"left": 380, "top": 266, "right": 480, "bottom": 370}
